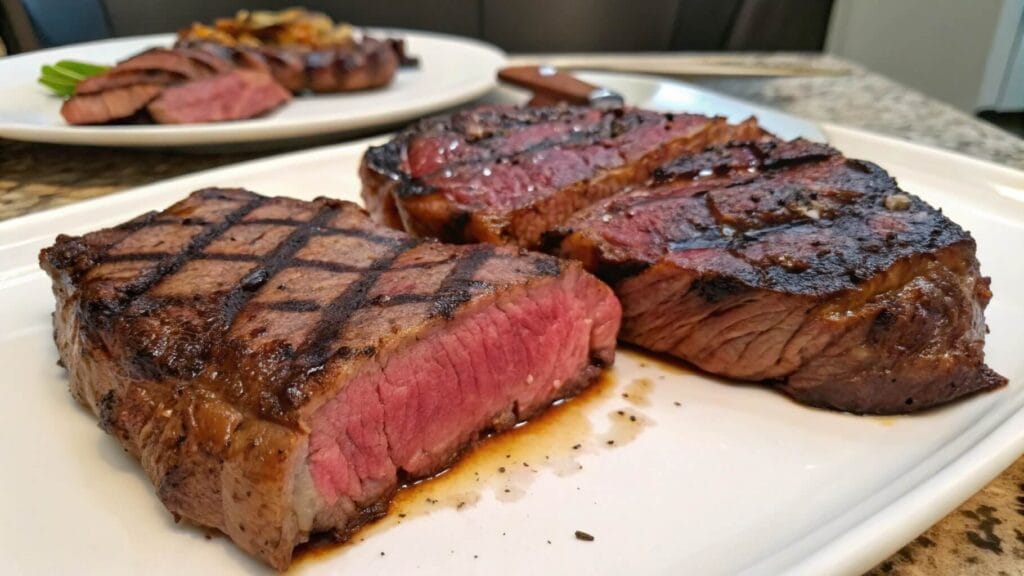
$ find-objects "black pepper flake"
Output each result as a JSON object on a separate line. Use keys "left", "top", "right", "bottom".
{"left": 380, "top": 552, "right": 385, "bottom": 557}
{"left": 575, "top": 530, "right": 595, "bottom": 542}
{"left": 629, "top": 415, "right": 637, "bottom": 422}
{"left": 398, "top": 513, "right": 407, "bottom": 518}
{"left": 606, "top": 440, "right": 615, "bottom": 446}
{"left": 572, "top": 444, "right": 581, "bottom": 450}
{"left": 674, "top": 401, "right": 681, "bottom": 406}
{"left": 498, "top": 466, "right": 506, "bottom": 473}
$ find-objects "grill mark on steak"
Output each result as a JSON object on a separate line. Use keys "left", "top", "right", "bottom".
{"left": 430, "top": 245, "right": 496, "bottom": 319}
{"left": 40, "top": 189, "right": 622, "bottom": 569}
{"left": 215, "top": 207, "right": 338, "bottom": 329}
{"left": 115, "top": 192, "right": 264, "bottom": 307}
{"left": 284, "top": 238, "right": 423, "bottom": 402}
{"left": 264, "top": 300, "right": 322, "bottom": 312}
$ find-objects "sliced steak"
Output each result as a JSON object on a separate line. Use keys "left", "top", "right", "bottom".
{"left": 147, "top": 70, "right": 292, "bottom": 124}
{"left": 113, "top": 47, "right": 223, "bottom": 79}
{"left": 60, "top": 84, "right": 164, "bottom": 125}
{"left": 556, "top": 139, "right": 1005, "bottom": 413}
{"left": 40, "top": 189, "right": 620, "bottom": 569}
{"left": 75, "top": 70, "right": 184, "bottom": 95}
{"left": 361, "top": 105, "right": 767, "bottom": 247}
{"left": 176, "top": 38, "right": 400, "bottom": 94}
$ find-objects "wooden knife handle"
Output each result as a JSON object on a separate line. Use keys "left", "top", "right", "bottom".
{"left": 498, "top": 65, "right": 598, "bottom": 106}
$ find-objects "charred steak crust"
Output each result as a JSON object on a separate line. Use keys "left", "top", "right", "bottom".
{"left": 175, "top": 37, "right": 399, "bottom": 94}
{"left": 40, "top": 189, "right": 621, "bottom": 568}
{"left": 364, "top": 103, "right": 1005, "bottom": 414}
{"left": 557, "top": 138, "right": 1006, "bottom": 413}
{"left": 360, "top": 105, "right": 767, "bottom": 248}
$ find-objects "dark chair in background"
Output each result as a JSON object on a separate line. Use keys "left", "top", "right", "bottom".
{"left": 1, "top": 0, "right": 834, "bottom": 54}
{"left": 1, "top": 0, "right": 111, "bottom": 52}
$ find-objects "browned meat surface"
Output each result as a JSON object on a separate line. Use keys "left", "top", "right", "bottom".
{"left": 361, "top": 105, "right": 766, "bottom": 248}
{"left": 176, "top": 37, "right": 399, "bottom": 94}
{"left": 555, "top": 139, "right": 1005, "bottom": 413}
{"left": 147, "top": 70, "right": 291, "bottom": 124}
{"left": 75, "top": 70, "right": 184, "bottom": 95}
{"left": 60, "top": 84, "right": 164, "bottom": 125}
{"left": 364, "top": 104, "right": 1004, "bottom": 413}
{"left": 40, "top": 189, "right": 620, "bottom": 569}
{"left": 112, "top": 47, "right": 225, "bottom": 79}
{"left": 61, "top": 35, "right": 397, "bottom": 125}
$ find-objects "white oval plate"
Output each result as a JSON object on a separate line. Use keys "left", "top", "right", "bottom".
{"left": 0, "top": 74, "right": 1021, "bottom": 575}
{"left": 0, "top": 31, "right": 505, "bottom": 148}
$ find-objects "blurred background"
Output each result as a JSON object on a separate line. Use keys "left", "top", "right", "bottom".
{"left": 1, "top": 0, "right": 1022, "bottom": 136}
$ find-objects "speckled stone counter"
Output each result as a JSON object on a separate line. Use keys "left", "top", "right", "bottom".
{"left": 2, "top": 52, "right": 1023, "bottom": 574}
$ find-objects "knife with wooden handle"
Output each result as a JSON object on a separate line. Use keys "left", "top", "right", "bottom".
{"left": 498, "top": 65, "right": 625, "bottom": 108}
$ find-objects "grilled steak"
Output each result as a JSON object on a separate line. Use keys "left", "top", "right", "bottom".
{"left": 41, "top": 189, "right": 619, "bottom": 569}
{"left": 147, "top": 70, "right": 291, "bottom": 124}
{"left": 176, "top": 37, "right": 399, "bottom": 94}
{"left": 361, "top": 105, "right": 766, "bottom": 247}
{"left": 555, "top": 138, "right": 1005, "bottom": 413}
{"left": 363, "top": 104, "right": 1005, "bottom": 413}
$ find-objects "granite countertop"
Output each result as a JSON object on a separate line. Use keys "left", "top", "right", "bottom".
{"left": 2, "top": 52, "right": 1023, "bottom": 574}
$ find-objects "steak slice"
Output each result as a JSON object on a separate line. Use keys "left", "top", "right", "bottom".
{"left": 176, "top": 38, "right": 400, "bottom": 94}
{"left": 40, "top": 189, "right": 620, "bottom": 569}
{"left": 556, "top": 139, "right": 1006, "bottom": 413}
{"left": 113, "top": 47, "right": 223, "bottom": 79}
{"left": 75, "top": 70, "right": 184, "bottom": 95}
{"left": 147, "top": 70, "right": 292, "bottom": 124}
{"left": 60, "top": 84, "right": 164, "bottom": 125}
{"left": 360, "top": 105, "right": 767, "bottom": 248}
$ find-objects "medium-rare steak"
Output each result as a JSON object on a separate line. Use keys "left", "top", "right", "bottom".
{"left": 40, "top": 189, "right": 620, "bottom": 568}
{"left": 555, "top": 138, "right": 1005, "bottom": 413}
{"left": 147, "top": 70, "right": 292, "bottom": 124}
{"left": 361, "top": 105, "right": 766, "bottom": 247}
{"left": 60, "top": 84, "right": 165, "bottom": 125}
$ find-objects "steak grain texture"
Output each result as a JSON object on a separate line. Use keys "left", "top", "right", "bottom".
{"left": 556, "top": 139, "right": 1005, "bottom": 413}
{"left": 147, "top": 70, "right": 292, "bottom": 124}
{"left": 40, "top": 189, "right": 620, "bottom": 568}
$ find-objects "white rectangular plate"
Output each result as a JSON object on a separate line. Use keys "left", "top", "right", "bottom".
{"left": 0, "top": 77, "right": 1021, "bottom": 575}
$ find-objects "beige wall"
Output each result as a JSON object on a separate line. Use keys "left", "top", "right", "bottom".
{"left": 826, "top": 0, "right": 1022, "bottom": 112}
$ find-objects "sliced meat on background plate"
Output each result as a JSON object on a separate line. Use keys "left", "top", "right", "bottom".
{"left": 554, "top": 138, "right": 1005, "bottom": 413}
{"left": 111, "top": 47, "right": 226, "bottom": 79}
{"left": 361, "top": 105, "right": 767, "bottom": 247}
{"left": 147, "top": 70, "right": 292, "bottom": 124}
{"left": 60, "top": 84, "right": 165, "bottom": 125}
{"left": 39, "top": 189, "right": 620, "bottom": 569}
{"left": 74, "top": 70, "right": 184, "bottom": 95}
{"left": 177, "top": 38, "right": 400, "bottom": 94}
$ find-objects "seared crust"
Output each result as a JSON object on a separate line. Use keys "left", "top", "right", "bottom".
{"left": 557, "top": 139, "right": 1006, "bottom": 413}
{"left": 360, "top": 105, "right": 768, "bottom": 248}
